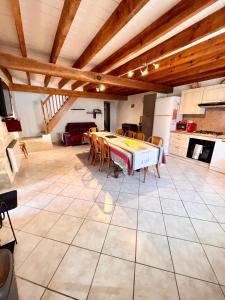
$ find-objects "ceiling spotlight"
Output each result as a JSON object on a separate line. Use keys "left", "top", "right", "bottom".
{"left": 141, "top": 65, "right": 148, "bottom": 76}
{"left": 96, "top": 87, "right": 100, "bottom": 92}
{"left": 153, "top": 63, "right": 159, "bottom": 70}
{"left": 127, "top": 70, "right": 134, "bottom": 78}
{"left": 99, "top": 84, "right": 105, "bottom": 92}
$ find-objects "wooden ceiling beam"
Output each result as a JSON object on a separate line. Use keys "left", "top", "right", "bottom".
{"left": 85, "top": 34, "right": 225, "bottom": 92}
{"left": 11, "top": 0, "right": 31, "bottom": 85}
{"left": 9, "top": 83, "right": 128, "bottom": 101}
{"left": 0, "top": 68, "right": 13, "bottom": 83}
{"left": 167, "top": 69, "right": 225, "bottom": 86}
{"left": 83, "top": 0, "right": 221, "bottom": 92}
{"left": 0, "top": 52, "right": 172, "bottom": 93}
{"left": 110, "top": 6, "right": 225, "bottom": 77}
{"left": 77, "top": 0, "right": 217, "bottom": 92}
{"left": 155, "top": 58, "right": 225, "bottom": 85}
{"left": 58, "top": 0, "right": 149, "bottom": 89}
{"left": 44, "top": 0, "right": 81, "bottom": 87}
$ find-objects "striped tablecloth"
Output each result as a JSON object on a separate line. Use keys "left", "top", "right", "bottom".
{"left": 83, "top": 132, "right": 164, "bottom": 174}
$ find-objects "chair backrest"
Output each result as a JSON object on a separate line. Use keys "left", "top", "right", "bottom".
{"left": 134, "top": 132, "right": 145, "bottom": 141}
{"left": 125, "top": 130, "right": 135, "bottom": 138}
{"left": 98, "top": 137, "right": 110, "bottom": 158}
{"left": 92, "top": 134, "right": 101, "bottom": 152}
{"left": 148, "top": 136, "right": 163, "bottom": 146}
{"left": 89, "top": 127, "right": 97, "bottom": 133}
{"left": 116, "top": 129, "right": 124, "bottom": 136}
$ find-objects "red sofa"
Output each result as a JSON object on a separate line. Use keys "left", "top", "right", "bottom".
{"left": 63, "top": 122, "right": 97, "bottom": 146}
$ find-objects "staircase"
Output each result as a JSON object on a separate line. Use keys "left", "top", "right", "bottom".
{"left": 41, "top": 94, "right": 78, "bottom": 133}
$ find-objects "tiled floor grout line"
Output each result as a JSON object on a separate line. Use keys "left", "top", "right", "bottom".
{"left": 83, "top": 197, "right": 116, "bottom": 300}
{"left": 17, "top": 276, "right": 79, "bottom": 300}
{"left": 168, "top": 170, "right": 225, "bottom": 297}
{"left": 132, "top": 182, "right": 140, "bottom": 300}
{"left": 156, "top": 178, "right": 181, "bottom": 300}
{"left": 41, "top": 203, "right": 89, "bottom": 299}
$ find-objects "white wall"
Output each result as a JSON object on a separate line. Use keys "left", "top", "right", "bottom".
{"left": 13, "top": 91, "right": 46, "bottom": 137}
{"left": 11, "top": 91, "right": 119, "bottom": 142}
{"left": 117, "top": 92, "right": 146, "bottom": 128}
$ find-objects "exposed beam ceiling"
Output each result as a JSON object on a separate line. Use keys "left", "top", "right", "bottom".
{"left": 58, "top": 0, "right": 149, "bottom": 89}
{"left": 0, "top": 68, "right": 13, "bottom": 83}
{"left": 157, "top": 57, "right": 225, "bottom": 85}
{"left": 44, "top": 0, "right": 81, "bottom": 87}
{"left": 10, "top": 0, "right": 31, "bottom": 85}
{"left": 0, "top": 52, "right": 172, "bottom": 93}
{"left": 72, "top": 0, "right": 217, "bottom": 91}
{"left": 111, "top": 6, "right": 225, "bottom": 77}
{"left": 92, "top": 32, "right": 225, "bottom": 94}
{"left": 166, "top": 68, "right": 225, "bottom": 86}
{"left": 9, "top": 83, "right": 127, "bottom": 100}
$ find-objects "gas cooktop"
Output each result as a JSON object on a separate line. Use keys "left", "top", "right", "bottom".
{"left": 194, "top": 130, "right": 223, "bottom": 136}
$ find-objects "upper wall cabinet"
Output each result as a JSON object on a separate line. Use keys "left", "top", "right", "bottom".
{"left": 179, "top": 87, "right": 204, "bottom": 115}
{"left": 202, "top": 84, "right": 225, "bottom": 103}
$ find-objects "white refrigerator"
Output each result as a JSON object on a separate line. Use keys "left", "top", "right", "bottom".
{"left": 152, "top": 96, "right": 181, "bottom": 155}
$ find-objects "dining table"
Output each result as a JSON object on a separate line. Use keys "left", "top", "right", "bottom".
{"left": 83, "top": 131, "right": 165, "bottom": 182}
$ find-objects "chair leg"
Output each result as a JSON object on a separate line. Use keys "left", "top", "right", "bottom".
{"left": 99, "top": 157, "right": 103, "bottom": 171}
{"left": 100, "top": 158, "right": 104, "bottom": 172}
{"left": 156, "top": 164, "right": 160, "bottom": 178}
{"left": 107, "top": 159, "right": 110, "bottom": 177}
{"left": 143, "top": 167, "right": 148, "bottom": 183}
{"left": 24, "top": 145, "right": 28, "bottom": 157}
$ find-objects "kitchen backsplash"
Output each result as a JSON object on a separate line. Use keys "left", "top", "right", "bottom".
{"left": 183, "top": 108, "right": 225, "bottom": 132}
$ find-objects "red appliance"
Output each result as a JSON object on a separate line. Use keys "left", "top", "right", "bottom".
{"left": 176, "top": 121, "right": 187, "bottom": 131}
{"left": 186, "top": 121, "right": 197, "bottom": 133}
{"left": 176, "top": 121, "right": 197, "bottom": 132}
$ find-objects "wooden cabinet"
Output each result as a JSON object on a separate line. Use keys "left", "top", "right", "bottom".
{"left": 202, "top": 84, "right": 225, "bottom": 103}
{"left": 179, "top": 88, "right": 204, "bottom": 115}
{"left": 169, "top": 132, "right": 190, "bottom": 158}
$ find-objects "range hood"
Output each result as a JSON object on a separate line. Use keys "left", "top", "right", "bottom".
{"left": 199, "top": 102, "right": 225, "bottom": 108}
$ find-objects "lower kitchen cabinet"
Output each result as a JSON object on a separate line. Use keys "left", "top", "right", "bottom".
{"left": 169, "top": 133, "right": 190, "bottom": 158}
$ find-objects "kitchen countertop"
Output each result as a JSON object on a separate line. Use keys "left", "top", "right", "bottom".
{"left": 170, "top": 131, "right": 222, "bottom": 140}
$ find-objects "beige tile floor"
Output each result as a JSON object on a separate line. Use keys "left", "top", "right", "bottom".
{"left": 1, "top": 145, "right": 225, "bottom": 299}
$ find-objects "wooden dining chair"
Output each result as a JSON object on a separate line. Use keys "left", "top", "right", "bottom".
{"left": 88, "top": 134, "right": 95, "bottom": 161}
{"left": 145, "top": 135, "right": 164, "bottom": 180}
{"left": 89, "top": 127, "right": 97, "bottom": 133}
{"left": 98, "top": 137, "right": 111, "bottom": 177}
{"left": 134, "top": 132, "right": 145, "bottom": 141}
{"left": 116, "top": 129, "right": 124, "bottom": 136}
{"left": 91, "top": 134, "right": 101, "bottom": 165}
{"left": 125, "top": 130, "right": 135, "bottom": 138}
{"left": 147, "top": 136, "right": 163, "bottom": 147}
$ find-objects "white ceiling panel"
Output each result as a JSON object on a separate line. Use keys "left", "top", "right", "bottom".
{"left": 58, "top": 0, "right": 122, "bottom": 64}
{"left": 89, "top": 0, "right": 225, "bottom": 72}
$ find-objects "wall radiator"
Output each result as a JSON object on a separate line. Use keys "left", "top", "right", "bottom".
{"left": 7, "top": 140, "right": 22, "bottom": 173}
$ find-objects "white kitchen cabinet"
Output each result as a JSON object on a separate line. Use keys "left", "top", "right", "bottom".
{"left": 202, "top": 84, "right": 225, "bottom": 103}
{"left": 210, "top": 138, "right": 225, "bottom": 174}
{"left": 179, "top": 88, "right": 205, "bottom": 114}
{"left": 169, "top": 133, "right": 190, "bottom": 158}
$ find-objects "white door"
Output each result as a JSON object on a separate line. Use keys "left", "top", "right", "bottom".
{"left": 153, "top": 115, "right": 172, "bottom": 155}
{"left": 154, "top": 97, "right": 179, "bottom": 116}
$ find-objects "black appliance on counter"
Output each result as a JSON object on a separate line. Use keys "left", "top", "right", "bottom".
{"left": 122, "top": 123, "right": 138, "bottom": 132}
{"left": 187, "top": 138, "right": 215, "bottom": 163}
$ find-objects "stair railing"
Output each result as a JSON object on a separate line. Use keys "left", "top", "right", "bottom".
{"left": 41, "top": 94, "right": 68, "bottom": 133}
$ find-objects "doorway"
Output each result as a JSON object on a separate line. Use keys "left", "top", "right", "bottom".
{"left": 104, "top": 102, "right": 110, "bottom": 131}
